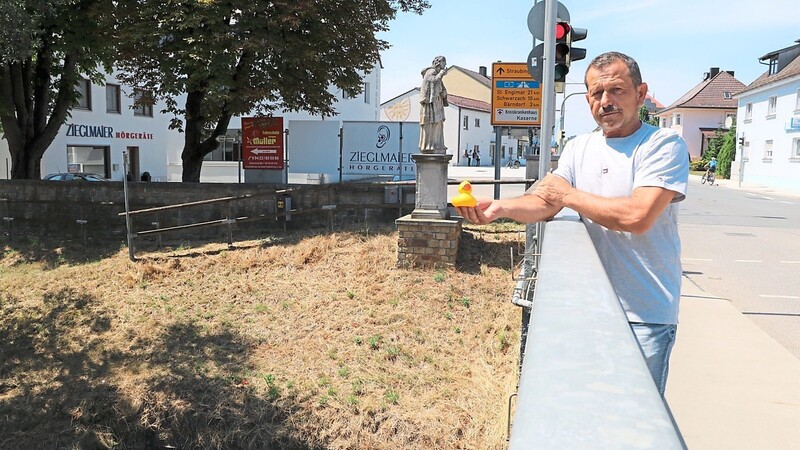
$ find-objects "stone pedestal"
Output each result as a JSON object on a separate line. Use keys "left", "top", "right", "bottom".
{"left": 396, "top": 215, "right": 462, "bottom": 268}
{"left": 411, "top": 153, "right": 452, "bottom": 220}
{"left": 526, "top": 154, "right": 560, "bottom": 180}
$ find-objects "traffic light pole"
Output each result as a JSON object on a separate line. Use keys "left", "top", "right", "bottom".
{"left": 538, "top": 0, "right": 557, "bottom": 186}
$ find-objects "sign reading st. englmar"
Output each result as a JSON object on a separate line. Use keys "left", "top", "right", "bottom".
{"left": 491, "top": 62, "right": 542, "bottom": 126}
{"left": 242, "top": 116, "right": 284, "bottom": 170}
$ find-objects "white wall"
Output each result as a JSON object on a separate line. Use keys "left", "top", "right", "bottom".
{"left": 660, "top": 109, "right": 732, "bottom": 159}
{"left": 19, "top": 64, "right": 380, "bottom": 183}
{"left": 381, "top": 90, "right": 496, "bottom": 167}
{"left": 36, "top": 71, "right": 177, "bottom": 181}
{"left": 735, "top": 80, "right": 800, "bottom": 192}
{"left": 0, "top": 134, "right": 9, "bottom": 179}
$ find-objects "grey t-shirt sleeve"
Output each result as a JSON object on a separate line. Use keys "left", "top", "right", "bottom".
{"left": 633, "top": 130, "right": 689, "bottom": 203}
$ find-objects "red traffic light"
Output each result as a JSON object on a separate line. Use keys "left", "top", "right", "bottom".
{"left": 555, "top": 22, "right": 571, "bottom": 40}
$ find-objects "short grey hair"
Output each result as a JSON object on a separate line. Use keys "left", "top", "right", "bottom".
{"left": 584, "top": 52, "right": 643, "bottom": 87}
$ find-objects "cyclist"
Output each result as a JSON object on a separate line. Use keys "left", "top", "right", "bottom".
{"left": 703, "top": 157, "right": 717, "bottom": 181}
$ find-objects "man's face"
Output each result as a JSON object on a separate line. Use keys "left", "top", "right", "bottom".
{"left": 585, "top": 60, "right": 647, "bottom": 138}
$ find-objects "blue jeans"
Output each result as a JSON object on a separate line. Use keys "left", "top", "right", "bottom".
{"left": 630, "top": 323, "right": 678, "bottom": 396}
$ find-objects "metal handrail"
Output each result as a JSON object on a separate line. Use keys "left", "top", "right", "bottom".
{"left": 508, "top": 209, "right": 686, "bottom": 449}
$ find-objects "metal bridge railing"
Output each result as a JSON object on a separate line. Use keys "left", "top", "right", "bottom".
{"left": 508, "top": 209, "right": 686, "bottom": 449}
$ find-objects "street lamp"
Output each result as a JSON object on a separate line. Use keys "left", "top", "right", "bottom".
{"left": 558, "top": 91, "right": 587, "bottom": 152}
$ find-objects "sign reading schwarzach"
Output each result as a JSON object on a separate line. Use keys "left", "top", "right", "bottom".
{"left": 65, "top": 123, "right": 155, "bottom": 140}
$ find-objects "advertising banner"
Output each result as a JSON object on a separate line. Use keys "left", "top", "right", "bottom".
{"left": 342, "top": 121, "right": 419, "bottom": 179}
{"left": 242, "top": 116, "right": 284, "bottom": 170}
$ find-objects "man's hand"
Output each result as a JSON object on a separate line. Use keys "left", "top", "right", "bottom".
{"left": 531, "top": 173, "right": 574, "bottom": 208}
{"left": 455, "top": 198, "right": 501, "bottom": 225}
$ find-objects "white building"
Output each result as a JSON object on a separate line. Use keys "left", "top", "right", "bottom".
{"left": 380, "top": 88, "right": 519, "bottom": 167}
{"left": 1, "top": 64, "right": 381, "bottom": 182}
{"left": 733, "top": 40, "right": 800, "bottom": 192}
{"left": 655, "top": 68, "right": 744, "bottom": 160}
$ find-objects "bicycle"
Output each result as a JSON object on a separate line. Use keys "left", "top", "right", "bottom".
{"left": 701, "top": 170, "right": 715, "bottom": 185}
{"left": 505, "top": 157, "right": 521, "bottom": 169}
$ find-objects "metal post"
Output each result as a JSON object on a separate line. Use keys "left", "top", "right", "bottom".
{"left": 738, "top": 133, "right": 745, "bottom": 187}
{"left": 123, "top": 150, "right": 135, "bottom": 261}
{"left": 559, "top": 91, "right": 587, "bottom": 152}
{"left": 283, "top": 128, "right": 289, "bottom": 184}
{"left": 494, "top": 126, "right": 503, "bottom": 199}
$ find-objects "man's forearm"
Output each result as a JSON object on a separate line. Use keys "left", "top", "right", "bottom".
{"left": 560, "top": 187, "right": 674, "bottom": 234}
{"left": 494, "top": 195, "right": 562, "bottom": 223}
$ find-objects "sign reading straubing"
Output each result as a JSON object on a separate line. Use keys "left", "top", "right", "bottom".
{"left": 491, "top": 62, "right": 542, "bottom": 126}
{"left": 242, "top": 116, "right": 284, "bottom": 170}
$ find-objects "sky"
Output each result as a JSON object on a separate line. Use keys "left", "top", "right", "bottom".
{"left": 378, "top": 0, "right": 800, "bottom": 136}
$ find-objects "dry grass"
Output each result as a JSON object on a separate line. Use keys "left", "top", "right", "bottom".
{"left": 0, "top": 222, "right": 527, "bottom": 449}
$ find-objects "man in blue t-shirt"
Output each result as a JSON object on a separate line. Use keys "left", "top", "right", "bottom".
{"left": 456, "top": 52, "right": 689, "bottom": 395}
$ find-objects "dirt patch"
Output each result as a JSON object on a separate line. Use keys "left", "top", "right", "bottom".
{"left": 0, "top": 222, "right": 526, "bottom": 449}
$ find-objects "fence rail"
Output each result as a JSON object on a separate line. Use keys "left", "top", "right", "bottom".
{"left": 508, "top": 209, "right": 686, "bottom": 449}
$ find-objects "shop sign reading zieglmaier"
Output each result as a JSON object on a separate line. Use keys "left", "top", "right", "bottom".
{"left": 342, "top": 122, "right": 419, "bottom": 178}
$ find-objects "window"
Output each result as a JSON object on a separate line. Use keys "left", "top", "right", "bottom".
{"left": 363, "top": 82, "right": 370, "bottom": 104}
{"left": 673, "top": 113, "right": 682, "bottom": 126}
{"left": 204, "top": 132, "right": 241, "bottom": 162}
{"left": 767, "top": 96, "right": 777, "bottom": 117}
{"left": 764, "top": 140, "right": 773, "bottom": 161}
{"left": 768, "top": 56, "right": 779, "bottom": 76}
{"left": 75, "top": 79, "right": 91, "bottom": 110}
{"left": 106, "top": 84, "right": 120, "bottom": 113}
{"left": 474, "top": 117, "right": 480, "bottom": 128}
{"left": 793, "top": 138, "right": 800, "bottom": 159}
{"left": 462, "top": 115, "right": 469, "bottom": 130}
{"left": 133, "top": 89, "right": 154, "bottom": 117}
{"left": 795, "top": 89, "right": 800, "bottom": 111}
{"left": 723, "top": 91, "right": 732, "bottom": 100}
{"left": 745, "top": 103, "right": 753, "bottom": 121}
{"left": 660, "top": 118, "right": 667, "bottom": 128}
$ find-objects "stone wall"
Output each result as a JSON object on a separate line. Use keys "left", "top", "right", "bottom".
{"left": 0, "top": 180, "right": 415, "bottom": 243}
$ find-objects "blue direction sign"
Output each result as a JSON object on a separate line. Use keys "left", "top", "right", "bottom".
{"left": 492, "top": 62, "right": 542, "bottom": 126}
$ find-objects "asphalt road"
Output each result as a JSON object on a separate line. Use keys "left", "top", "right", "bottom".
{"left": 680, "top": 176, "right": 800, "bottom": 359}
{"left": 447, "top": 165, "right": 800, "bottom": 359}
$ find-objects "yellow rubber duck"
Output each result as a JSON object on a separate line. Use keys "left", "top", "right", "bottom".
{"left": 451, "top": 180, "right": 477, "bottom": 207}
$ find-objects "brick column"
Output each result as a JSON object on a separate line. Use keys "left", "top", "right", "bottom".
{"left": 396, "top": 215, "right": 462, "bottom": 268}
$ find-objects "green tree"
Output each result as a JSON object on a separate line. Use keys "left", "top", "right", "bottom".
{"left": 0, "top": 0, "right": 115, "bottom": 179}
{"left": 717, "top": 124, "right": 736, "bottom": 179}
{"left": 638, "top": 105, "right": 658, "bottom": 127}
{"left": 114, "top": 0, "right": 429, "bottom": 182}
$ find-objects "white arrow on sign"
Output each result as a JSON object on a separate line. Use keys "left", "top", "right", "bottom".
{"left": 251, "top": 149, "right": 277, "bottom": 155}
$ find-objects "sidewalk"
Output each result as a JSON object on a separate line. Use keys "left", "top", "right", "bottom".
{"left": 666, "top": 278, "right": 800, "bottom": 449}
{"left": 695, "top": 173, "right": 800, "bottom": 198}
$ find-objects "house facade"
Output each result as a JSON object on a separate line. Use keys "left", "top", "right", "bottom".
{"left": 1, "top": 65, "right": 381, "bottom": 182}
{"left": 380, "top": 87, "right": 519, "bottom": 167}
{"left": 655, "top": 68, "right": 744, "bottom": 160}
{"left": 733, "top": 40, "right": 800, "bottom": 191}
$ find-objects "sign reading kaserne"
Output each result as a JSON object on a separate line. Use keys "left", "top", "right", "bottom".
{"left": 491, "top": 62, "right": 542, "bottom": 126}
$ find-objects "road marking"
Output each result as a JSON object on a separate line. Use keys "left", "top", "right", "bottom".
{"left": 683, "top": 258, "right": 712, "bottom": 262}
{"left": 780, "top": 261, "right": 800, "bottom": 264}
{"left": 734, "top": 259, "right": 763, "bottom": 263}
{"left": 759, "top": 294, "right": 800, "bottom": 300}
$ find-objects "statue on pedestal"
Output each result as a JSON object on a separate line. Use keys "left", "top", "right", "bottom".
{"left": 419, "top": 55, "right": 448, "bottom": 154}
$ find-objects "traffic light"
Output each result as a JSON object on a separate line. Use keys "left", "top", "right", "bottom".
{"left": 738, "top": 136, "right": 745, "bottom": 146}
{"left": 554, "top": 21, "right": 570, "bottom": 83}
{"left": 553, "top": 21, "right": 588, "bottom": 83}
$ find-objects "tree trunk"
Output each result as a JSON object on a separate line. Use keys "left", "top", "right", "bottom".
{"left": 1, "top": 50, "right": 78, "bottom": 180}
{"left": 180, "top": 88, "right": 234, "bottom": 182}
